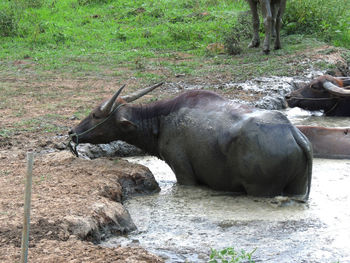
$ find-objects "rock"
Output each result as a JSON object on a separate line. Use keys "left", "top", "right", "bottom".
{"left": 254, "top": 95, "right": 288, "bottom": 110}
{"left": 62, "top": 201, "right": 136, "bottom": 244}
{"left": 92, "top": 202, "right": 136, "bottom": 239}
{"left": 76, "top": 141, "right": 144, "bottom": 159}
{"left": 62, "top": 216, "right": 98, "bottom": 241}
{"left": 118, "top": 165, "right": 160, "bottom": 200}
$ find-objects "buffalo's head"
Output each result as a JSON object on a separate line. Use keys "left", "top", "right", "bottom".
{"left": 68, "top": 82, "right": 163, "bottom": 155}
{"left": 285, "top": 75, "right": 350, "bottom": 113}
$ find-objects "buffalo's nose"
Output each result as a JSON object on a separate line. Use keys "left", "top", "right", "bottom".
{"left": 285, "top": 95, "right": 291, "bottom": 100}
{"left": 68, "top": 129, "right": 78, "bottom": 143}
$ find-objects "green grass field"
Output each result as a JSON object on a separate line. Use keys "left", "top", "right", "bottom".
{"left": 1, "top": 0, "right": 349, "bottom": 75}
{"left": 0, "top": 0, "right": 245, "bottom": 69}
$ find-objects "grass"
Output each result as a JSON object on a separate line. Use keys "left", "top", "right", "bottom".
{"left": 0, "top": 0, "right": 246, "bottom": 72}
{"left": 0, "top": 129, "right": 14, "bottom": 138}
{"left": 1, "top": 0, "right": 348, "bottom": 78}
{"left": 0, "top": 116, "right": 66, "bottom": 138}
{"left": 209, "top": 247, "right": 256, "bottom": 263}
{"left": 284, "top": 0, "right": 350, "bottom": 48}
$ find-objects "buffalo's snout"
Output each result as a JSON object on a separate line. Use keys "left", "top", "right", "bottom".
{"left": 68, "top": 129, "right": 78, "bottom": 143}
{"left": 284, "top": 93, "right": 298, "bottom": 108}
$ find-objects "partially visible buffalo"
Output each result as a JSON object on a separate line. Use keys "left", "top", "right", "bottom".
{"left": 69, "top": 85, "right": 312, "bottom": 201}
{"left": 286, "top": 75, "right": 350, "bottom": 116}
{"left": 297, "top": 126, "right": 350, "bottom": 159}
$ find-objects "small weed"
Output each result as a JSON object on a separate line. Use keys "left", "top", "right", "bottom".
{"left": 209, "top": 247, "right": 256, "bottom": 263}
{"left": 0, "top": 129, "right": 13, "bottom": 138}
{"left": 148, "top": 96, "right": 158, "bottom": 102}
{"left": 40, "top": 174, "right": 51, "bottom": 181}
{"left": 73, "top": 108, "right": 91, "bottom": 120}
{"left": 35, "top": 174, "right": 52, "bottom": 184}
{"left": 0, "top": 170, "right": 10, "bottom": 176}
{"left": 134, "top": 59, "right": 146, "bottom": 71}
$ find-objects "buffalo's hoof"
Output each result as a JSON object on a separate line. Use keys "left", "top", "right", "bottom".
{"left": 263, "top": 48, "right": 270, "bottom": 55}
{"left": 274, "top": 44, "right": 282, "bottom": 50}
{"left": 248, "top": 40, "right": 260, "bottom": 48}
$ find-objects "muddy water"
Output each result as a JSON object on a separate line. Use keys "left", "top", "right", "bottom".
{"left": 102, "top": 113, "right": 350, "bottom": 263}
{"left": 284, "top": 107, "right": 350, "bottom": 128}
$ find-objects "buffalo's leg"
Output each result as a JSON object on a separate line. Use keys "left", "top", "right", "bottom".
{"left": 170, "top": 160, "right": 197, "bottom": 185}
{"left": 161, "top": 149, "right": 198, "bottom": 185}
{"left": 261, "top": 0, "right": 273, "bottom": 54}
{"left": 271, "top": 1, "right": 278, "bottom": 38}
{"left": 274, "top": 0, "right": 287, "bottom": 50}
{"left": 283, "top": 177, "right": 309, "bottom": 201}
{"left": 247, "top": 0, "right": 260, "bottom": 48}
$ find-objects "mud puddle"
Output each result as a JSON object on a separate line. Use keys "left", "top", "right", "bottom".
{"left": 102, "top": 154, "right": 350, "bottom": 263}
{"left": 284, "top": 107, "right": 350, "bottom": 127}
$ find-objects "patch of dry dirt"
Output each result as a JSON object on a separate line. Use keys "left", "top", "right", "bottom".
{"left": 3, "top": 239, "right": 163, "bottom": 263}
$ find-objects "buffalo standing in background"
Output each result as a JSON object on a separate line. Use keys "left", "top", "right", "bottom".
{"left": 69, "top": 84, "right": 312, "bottom": 201}
{"left": 247, "top": 0, "right": 287, "bottom": 54}
{"left": 286, "top": 75, "right": 350, "bottom": 116}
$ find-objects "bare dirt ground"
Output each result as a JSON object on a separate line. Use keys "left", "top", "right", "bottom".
{"left": 0, "top": 151, "right": 162, "bottom": 262}
{"left": 0, "top": 45, "right": 349, "bottom": 262}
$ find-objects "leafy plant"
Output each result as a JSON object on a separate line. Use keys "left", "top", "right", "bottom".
{"left": 209, "top": 247, "right": 256, "bottom": 263}
{"left": 223, "top": 11, "right": 252, "bottom": 55}
{"left": 0, "top": 9, "right": 18, "bottom": 37}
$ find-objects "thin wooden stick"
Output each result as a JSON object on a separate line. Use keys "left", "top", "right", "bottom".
{"left": 20, "top": 152, "right": 34, "bottom": 263}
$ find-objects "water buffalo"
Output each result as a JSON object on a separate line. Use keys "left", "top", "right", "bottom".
{"left": 69, "top": 85, "right": 312, "bottom": 200}
{"left": 247, "top": 0, "right": 287, "bottom": 54}
{"left": 297, "top": 126, "right": 350, "bottom": 159}
{"left": 286, "top": 75, "right": 350, "bottom": 116}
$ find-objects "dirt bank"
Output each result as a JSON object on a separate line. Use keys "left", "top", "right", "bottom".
{"left": 0, "top": 150, "right": 162, "bottom": 263}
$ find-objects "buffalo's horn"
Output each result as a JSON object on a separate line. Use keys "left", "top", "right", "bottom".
{"left": 121, "top": 82, "right": 164, "bottom": 103}
{"left": 335, "top": 77, "right": 350, "bottom": 80}
{"left": 323, "top": 81, "right": 350, "bottom": 97}
{"left": 100, "top": 84, "right": 126, "bottom": 113}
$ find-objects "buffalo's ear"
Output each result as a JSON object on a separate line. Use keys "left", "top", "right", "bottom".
{"left": 119, "top": 117, "right": 137, "bottom": 131}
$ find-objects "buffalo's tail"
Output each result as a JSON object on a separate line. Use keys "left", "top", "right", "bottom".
{"left": 291, "top": 125, "right": 313, "bottom": 201}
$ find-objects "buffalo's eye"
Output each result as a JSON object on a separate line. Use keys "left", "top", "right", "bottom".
{"left": 310, "top": 84, "right": 323, "bottom": 91}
